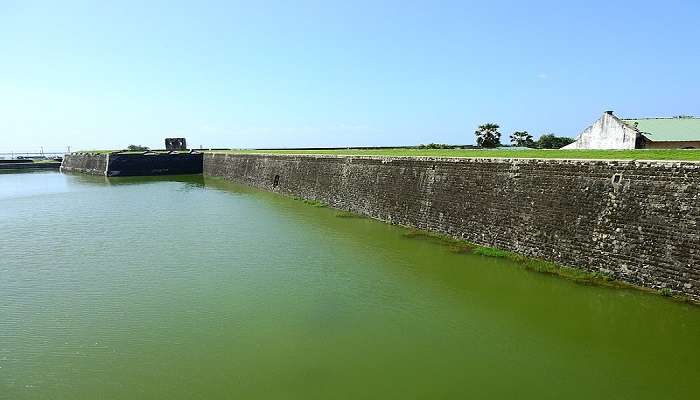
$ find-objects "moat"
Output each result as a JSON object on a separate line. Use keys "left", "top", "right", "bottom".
{"left": 1, "top": 170, "right": 699, "bottom": 399}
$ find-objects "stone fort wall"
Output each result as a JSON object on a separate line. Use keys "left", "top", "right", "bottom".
{"left": 61, "top": 153, "right": 202, "bottom": 176}
{"left": 61, "top": 153, "right": 109, "bottom": 175}
{"left": 204, "top": 153, "right": 700, "bottom": 301}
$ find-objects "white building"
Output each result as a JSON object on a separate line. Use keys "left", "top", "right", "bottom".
{"left": 564, "top": 111, "right": 700, "bottom": 149}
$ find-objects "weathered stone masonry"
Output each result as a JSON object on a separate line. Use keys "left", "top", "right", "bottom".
{"left": 61, "top": 153, "right": 109, "bottom": 175}
{"left": 204, "top": 153, "right": 700, "bottom": 301}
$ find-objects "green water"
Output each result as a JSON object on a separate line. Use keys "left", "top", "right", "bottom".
{"left": 1, "top": 171, "right": 699, "bottom": 399}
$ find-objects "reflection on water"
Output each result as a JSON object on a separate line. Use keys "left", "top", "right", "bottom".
{"left": 65, "top": 172, "right": 206, "bottom": 187}
{"left": 1, "top": 171, "right": 699, "bottom": 400}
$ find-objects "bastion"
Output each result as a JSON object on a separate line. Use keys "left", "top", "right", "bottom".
{"left": 61, "top": 152, "right": 203, "bottom": 176}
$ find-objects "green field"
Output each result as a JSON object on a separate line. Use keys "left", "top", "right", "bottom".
{"left": 212, "top": 148, "right": 700, "bottom": 161}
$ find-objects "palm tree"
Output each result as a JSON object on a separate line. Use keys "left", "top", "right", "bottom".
{"left": 475, "top": 123, "right": 502, "bottom": 148}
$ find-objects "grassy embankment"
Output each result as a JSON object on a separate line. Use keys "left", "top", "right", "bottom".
{"left": 217, "top": 148, "right": 700, "bottom": 161}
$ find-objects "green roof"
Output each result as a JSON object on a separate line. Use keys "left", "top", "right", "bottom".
{"left": 622, "top": 117, "right": 700, "bottom": 142}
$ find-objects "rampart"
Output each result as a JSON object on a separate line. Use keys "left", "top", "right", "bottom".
{"left": 204, "top": 153, "right": 700, "bottom": 301}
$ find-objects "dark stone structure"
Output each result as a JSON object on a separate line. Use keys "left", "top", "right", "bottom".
{"left": 0, "top": 161, "right": 61, "bottom": 170}
{"left": 165, "top": 138, "right": 187, "bottom": 151}
{"left": 204, "top": 153, "right": 700, "bottom": 301}
{"left": 61, "top": 152, "right": 202, "bottom": 176}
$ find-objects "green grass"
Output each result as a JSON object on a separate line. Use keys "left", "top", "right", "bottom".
{"left": 74, "top": 150, "right": 122, "bottom": 154}
{"left": 212, "top": 148, "right": 700, "bottom": 161}
{"left": 402, "top": 230, "right": 474, "bottom": 254}
{"left": 303, "top": 200, "right": 326, "bottom": 207}
{"left": 288, "top": 196, "right": 327, "bottom": 208}
{"left": 335, "top": 211, "right": 363, "bottom": 218}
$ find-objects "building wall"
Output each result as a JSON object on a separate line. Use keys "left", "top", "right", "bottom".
{"left": 646, "top": 140, "right": 700, "bottom": 149}
{"left": 204, "top": 153, "right": 700, "bottom": 301}
{"left": 564, "top": 112, "right": 639, "bottom": 149}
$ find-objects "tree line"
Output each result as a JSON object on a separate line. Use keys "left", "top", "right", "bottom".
{"left": 475, "top": 123, "right": 574, "bottom": 149}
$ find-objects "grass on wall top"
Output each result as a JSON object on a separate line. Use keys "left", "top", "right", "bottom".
{"left": 213, "top": 148, "right": 700, "bottom": 161}
{"left": 75, "top": 148, "right": 700, "bottom": 161}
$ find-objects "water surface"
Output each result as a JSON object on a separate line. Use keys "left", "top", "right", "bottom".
{"left": 1, "top": 171, "right": 699, "bottom": 399}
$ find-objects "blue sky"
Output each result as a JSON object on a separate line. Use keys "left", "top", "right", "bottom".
{"left": 1, "top": 0, "right": 699, "bottom": 151}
